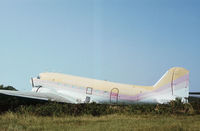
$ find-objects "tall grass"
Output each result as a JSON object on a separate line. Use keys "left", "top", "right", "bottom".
{"left": 5, "top": 98, "right": 196, "bottom": 117}
{"left": 0, "top": 112, "right": 200, "bottom": 131}
{"left": 0, "top": 95, "right": 199, "bottom": 117}
{"left": 0, "top": 97, "right": 200, "bottom": 130}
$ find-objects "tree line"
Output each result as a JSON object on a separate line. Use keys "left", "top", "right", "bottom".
{"left": 0, "top": 85, "right": 17, "bottom": 91}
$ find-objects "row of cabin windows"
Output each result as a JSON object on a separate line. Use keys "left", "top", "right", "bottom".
{"left": 86, "top": 87, "right": 143, "bottom": 95}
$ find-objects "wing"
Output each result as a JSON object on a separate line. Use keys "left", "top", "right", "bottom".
{"left": 0, "top": 90, "right": 75, "bottom": 103}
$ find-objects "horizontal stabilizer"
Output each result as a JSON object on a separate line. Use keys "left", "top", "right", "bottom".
{"left": 189, "top": 92, "right": 200, "bottom": 95}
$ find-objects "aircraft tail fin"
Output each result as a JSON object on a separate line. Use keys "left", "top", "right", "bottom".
{"left": 153, "top": 67, "right": 189, "bottom": 103}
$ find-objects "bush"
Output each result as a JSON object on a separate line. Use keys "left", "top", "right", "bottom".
{"left": 0, "top": 97, "right": 199, "bottom": 117}
{"left": 0, "top": 85, "right": 17, "bottom": 91}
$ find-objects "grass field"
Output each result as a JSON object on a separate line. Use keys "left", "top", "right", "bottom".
{"left": 0, "top": 112, "right": 200, "bottom": 131}
{"left": 0, "top": 96, "right": 200, "bottom": 131}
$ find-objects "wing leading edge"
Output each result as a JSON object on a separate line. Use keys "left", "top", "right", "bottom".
{"left": 0, "top": 90, "right": 75, "bottom": 103}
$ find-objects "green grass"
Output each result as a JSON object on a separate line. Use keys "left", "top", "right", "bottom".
{"left": 1, "top": 87, "right": 200, "bottom": 130}
{"left": 0, "top": 97, "right": 200, "bottom": 131}
{"left": 0, "top": 113, "right": 200, "bottom": 131}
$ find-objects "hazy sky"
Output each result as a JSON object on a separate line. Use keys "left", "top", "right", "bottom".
{"left": 0, "top": 0, "right": 199, "bottom": 91}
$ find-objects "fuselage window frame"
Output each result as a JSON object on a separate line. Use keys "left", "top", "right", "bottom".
{"left": 86, "top": 87, "right": 93, "bottom": 95}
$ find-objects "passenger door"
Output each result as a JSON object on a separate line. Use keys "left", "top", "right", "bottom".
{"left": 110, "top": 88, "right": 119, "bottom": 104}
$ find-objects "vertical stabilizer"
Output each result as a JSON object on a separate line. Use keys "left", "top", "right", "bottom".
{"left": 154, "top": 67, "right": 189, "bottom": 103}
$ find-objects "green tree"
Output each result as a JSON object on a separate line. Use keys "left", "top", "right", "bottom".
{"left": 0, "top": 85, "right": 17, "bottom": 91}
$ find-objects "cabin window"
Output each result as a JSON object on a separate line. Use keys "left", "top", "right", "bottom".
{"left": 86, "top": 87, "right": 93, "bottom": 95}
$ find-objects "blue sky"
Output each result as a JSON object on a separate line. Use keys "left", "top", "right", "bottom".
{"left": 0, "top": 0, "right": 199, "bottom": 91}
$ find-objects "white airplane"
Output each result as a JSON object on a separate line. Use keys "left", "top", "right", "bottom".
{"left": 0, "top": 67, "right": 189, "bottom": 104}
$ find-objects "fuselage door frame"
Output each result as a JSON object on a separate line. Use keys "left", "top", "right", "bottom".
{"left": 110, "top": 88, "right": 119, "bottom": 104}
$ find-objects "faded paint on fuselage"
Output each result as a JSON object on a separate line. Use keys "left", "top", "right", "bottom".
{"left": 32, "top": 67, "right": 189, "bottom": 104}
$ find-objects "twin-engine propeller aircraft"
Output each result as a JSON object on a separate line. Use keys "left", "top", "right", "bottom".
{"left": 0, "top": 67, "right": 189, "bottom": 104}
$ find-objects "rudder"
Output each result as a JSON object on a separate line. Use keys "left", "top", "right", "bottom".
{"left": 154, "top": 67, "right": 189, "bottom": 103}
